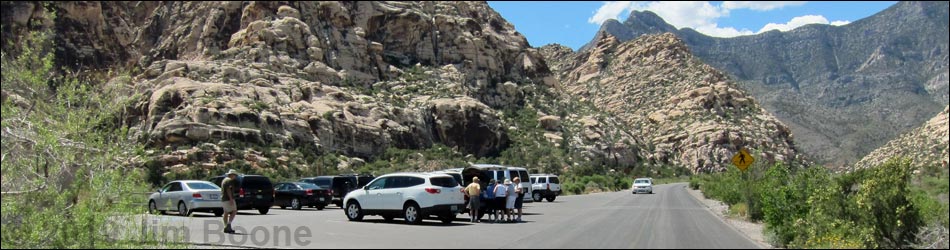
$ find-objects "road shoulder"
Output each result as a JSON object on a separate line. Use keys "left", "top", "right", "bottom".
{"left": 683, "top": 185, "right": 773, "bottom": 249}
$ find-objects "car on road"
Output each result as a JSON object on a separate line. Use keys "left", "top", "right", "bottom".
{"left": 529, "top": 174, "right": 561, "bottom": 202}
{"left": 273, "top": 182, "right": 333, "bottom": 210}
{"left": 299, "top": 175, "right": 362, "bottom": 207}
{"left": 209, "top": 174, "right": 275, "bottom": 214}
{"left": 343, "top": 173, "right": 465, "bottom": 224}
{"left": 149, "top": 180, "right": 223, "bottom": 217}
{"left": 632, "top": 178, "right": 653, "bottom": 194}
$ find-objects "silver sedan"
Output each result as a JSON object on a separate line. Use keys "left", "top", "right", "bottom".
{"left": 148, "top": 180, "right": 224, "bottom": 217}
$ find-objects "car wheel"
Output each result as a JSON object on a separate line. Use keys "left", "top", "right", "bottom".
{"left": 345, "top": 201, "right": 364, "bottom": 221}
{"left": 258, "top": 207, "right": 269, "bottom": 215}
{"left": 404, "top": 203, "right": 422, "bottom": 225}
{"left": 291, "top": 198, "right": 302, "bottom": 210}
{"left": 440, "top": 214, "right": 455, "bottom": 224}
{"left": 546, "top": 196, "right": 556, "bottom": 202}
{"left": 532, "top": 192, "right": 543, "bottom": 202}
{"left": 148, "top": 200, "right": 163, "bottom": 215}
{"left": 178, "top": 202, "right": 191, "bottom": 217}
{"left": 316, "top": 205, "right": 325, "bottom": 211}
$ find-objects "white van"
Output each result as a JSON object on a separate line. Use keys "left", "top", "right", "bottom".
{"left": 467, "top": 164, "right": 533, "bottom": 203}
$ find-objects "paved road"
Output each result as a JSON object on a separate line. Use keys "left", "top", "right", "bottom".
{"left": 135, "top": 183, "right": 759, "bottom": 249}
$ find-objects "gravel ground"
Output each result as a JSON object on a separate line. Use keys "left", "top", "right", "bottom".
{"left": 685, "top": 186, "right": 773, "bottom": 249}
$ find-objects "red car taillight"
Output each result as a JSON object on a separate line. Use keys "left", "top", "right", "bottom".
{"left": 192, "top": 193, "right": 202, "bottom": 198}
{"left": 425, "top": 188, "right": 441, "bottom": 194}
{"left": 239, "top": 188, "right": 245, "bottom": 198}
{"left": 305, "top": 189, "right": 313, "bottom": 196}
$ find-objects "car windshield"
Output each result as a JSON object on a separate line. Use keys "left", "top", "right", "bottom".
{"left": 186, "top": 182, "right": 219, "bottom": 190}
{"left": 635, "top": 179, "right": 651, "bottom": 184}
{"left": 242, "top": 176, "right": 273, "bottom": 189}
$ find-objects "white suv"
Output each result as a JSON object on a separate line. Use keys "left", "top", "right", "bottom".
{"left": 529, "top": 174, "right": 561, "bottom": 202}
{"left": 343, "top": 173, "right": 464, "bottom": 224}
{"left": 632, "top": 178, "right": 653, "bottom": 194}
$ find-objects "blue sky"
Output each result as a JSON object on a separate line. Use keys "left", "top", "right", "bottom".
{"left": 488, "top": 1, "right": 897, "bottom": 50}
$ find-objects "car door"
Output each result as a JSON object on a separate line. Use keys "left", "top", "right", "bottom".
{"left": 380, "top": 176, "right": 405, "bottom": 211}
{"left": 164, "top": 182, "right": 185, "bottom": 209}
{"left": 362, "top": 177, "right": 389, "bottom": 210}
{"left": 273, "top": 184, "right": 286, "bottom": 206}
{"left": 156, "top": 183, "right": 174, "bottom": 210}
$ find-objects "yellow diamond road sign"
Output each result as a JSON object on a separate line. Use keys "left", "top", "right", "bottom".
{"left": 732, "top": 148, "right": 755, "bottom": 172}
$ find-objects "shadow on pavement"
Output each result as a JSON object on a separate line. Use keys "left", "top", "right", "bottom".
{"left": 356, "top": 219, "right": 474, "bottom": 227}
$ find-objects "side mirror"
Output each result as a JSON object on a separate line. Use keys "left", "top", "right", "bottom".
{"left": 156, "top": 189, "right": 162, "bottom": 193}
{"left": 363, "top": 185, "right": 369, "bottom": 190}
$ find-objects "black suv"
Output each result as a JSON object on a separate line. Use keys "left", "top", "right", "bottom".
{"left": 209, "top": 174, "right": 275, "bottom": 215}
{"left": 299, "top": 175, "right": 375, "bottom": 207}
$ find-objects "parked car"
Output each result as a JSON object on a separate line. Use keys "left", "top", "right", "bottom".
{"left": 529, "top": 174, "right": 561, "bottom": 202}
{"left": 431, "top": 169, "right": 463, "bottom": 187}
{"left": 343, "top": 173, "right": 465, "bottom": 224}
{"left": 456, "top": 164, "right": 532, "bottom": 219}
{"left": 299, "top": 176, "right": 359, "bottom": 207}
{"left": 208, "top": 174, "right": 275, "bottom": 215}
{"left": 273, "top": 182, "right": 332, "bottom": 210}
{"left": 149, "top": 180, "right": 223, "bottom": 217}
{"left": 471, "top": 164, "right": 533, "bottom": 202}
{"left": 632, "top": 178, "right": 654, "bottom": 194}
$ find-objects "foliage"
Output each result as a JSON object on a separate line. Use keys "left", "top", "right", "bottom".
{"left": 1, "top": 19, "right": 165, "bottom": 248}
{"left": 355, "top": 144, "right": 470, "bottom": 176}
{"left": 694, "top": 158, "right": 944, "bottom": 249}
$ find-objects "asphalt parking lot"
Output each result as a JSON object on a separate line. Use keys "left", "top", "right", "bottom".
{"left": 134, "top": 184, "right": 760, "bottom": 249}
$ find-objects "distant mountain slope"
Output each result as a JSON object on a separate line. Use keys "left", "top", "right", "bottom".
{"left": 856, "top": 106, "right": 948, "bottom": 170}
{"left": 542, "top": 33, "right": 803, "bottom": 173}
{"left": 584, "top": 1, "right": 949, "bottom": 167}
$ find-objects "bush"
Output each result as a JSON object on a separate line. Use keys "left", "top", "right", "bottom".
{"left": 2, "top": 18, "right": 158, "bottom": 248}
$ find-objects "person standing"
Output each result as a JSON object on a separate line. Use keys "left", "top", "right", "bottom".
{"left": 220, "top": 169, "right": 239, "bottom": 234}
{"left": 505, "top": 179, "right": 516, "bottom": 222}
{"left": 485, "top": 179, "right": 497, "bottom": 222}
{"left": 464, "top": 177, "right": 482, "bottom": 223}
{"left": 492, "top": 179, "right": 508, "bottom": 223}
{"left": 513, "top": 177, "right": 525, "bottom": 222}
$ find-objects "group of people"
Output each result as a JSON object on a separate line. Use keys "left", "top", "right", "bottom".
{"left": 462, "top": 176, "right": 525, "bottom": 223}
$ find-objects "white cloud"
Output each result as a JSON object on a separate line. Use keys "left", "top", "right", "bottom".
{"left": 587, "top": 1, "right": 845, "bottom": 38}
{"left": 588, "top": 1, "right": 636, "bottom": 25}
{"left": 757, "top": 15, "right": 850, "bottom": 33}
{"left": 830, "top": 20, "right": 851, "bottom": 26}
{"left": 721, "top": 1, "right": 807, "bottom": 11}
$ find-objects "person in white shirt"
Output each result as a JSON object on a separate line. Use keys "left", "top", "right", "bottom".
{"left": 492, "top": 179, "right": 508, "bottom": 223}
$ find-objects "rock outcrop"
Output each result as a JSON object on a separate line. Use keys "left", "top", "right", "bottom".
{"left": 583, "top": 2, "right": 950, "bottom": 167}
{"left": 855, "top": 106, "right": 949, "bottom": 170}
{"left": 543, "top": 33, "right": 802, "bottom": 173}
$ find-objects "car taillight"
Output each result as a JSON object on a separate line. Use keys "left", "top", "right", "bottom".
{"left": 239, "top": 188, "right": 245, "bottom": 198}
{"left": 192, "top": 193, "right": 202, "bottom": 198}
{"left": 425, "top": 188, "right": 441, "bottom": 194}
{"left": 305, "top": 189, "right": 313, "bottom": 196}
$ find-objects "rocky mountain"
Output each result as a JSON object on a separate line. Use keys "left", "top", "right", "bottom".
{"left": 542, "top": 33, "right": 803, "bottom": 173}
{"left": 856, "top": 106, "right": 949, "bottom": 170}
{"left": 583, "top": 1, "right": 950, "bottom": 167}
{"left": 2, "top": 1, "right": 652, "bottom": 178}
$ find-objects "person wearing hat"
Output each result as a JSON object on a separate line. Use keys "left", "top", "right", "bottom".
{"left": 464, "top": 176, "right": 482, "bottom": 223}
{"left": 221, "top": 169, "right": 239, "bottom": 234}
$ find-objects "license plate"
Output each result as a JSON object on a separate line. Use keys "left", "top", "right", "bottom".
{"left": 319, "top": 197, "right": 325, "bottom": 202}
{"left": 451, "top": 205, "right": 458, "bottom": 212}
{"left": 256, "top": 195, "right": 262, "bottom": 199}
{"left": 209, "top": 194, "right": 219, "bottom": 200}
